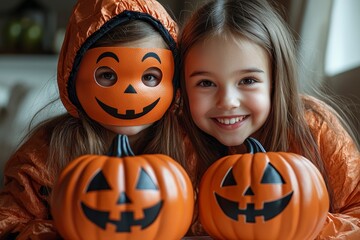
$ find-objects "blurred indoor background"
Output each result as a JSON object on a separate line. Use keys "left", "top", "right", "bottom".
{"left": 0, "top": 0, "right": 359, "bottom": 184}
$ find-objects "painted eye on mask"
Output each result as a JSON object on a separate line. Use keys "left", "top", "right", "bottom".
{"left": 95, "top": 66, "right": 162, "bottom": 88}
{"left": 142, "top": 67, "right": 162, "bottom": 87}
{"left": 95, "top": 66, "right": 117, "bottom": 87}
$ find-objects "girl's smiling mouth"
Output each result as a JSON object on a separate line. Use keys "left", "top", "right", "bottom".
{"left": 213, "top": 115, "right": 249, "bottom": 126}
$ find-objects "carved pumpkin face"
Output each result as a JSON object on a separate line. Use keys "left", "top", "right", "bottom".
{"left": 75, "top": 47, "right": 174, "bottom": 126}
{"left": 198, "top": 138, "right": 329, "bottom": 240}
{"left": 51, "top": 154, "right": 194, "bottom": 240}
{"left": 214, "top": 157, "right": 293, "bottom": 223}
{"left": 81, "top": 166, "right": 162, "bottom": 232}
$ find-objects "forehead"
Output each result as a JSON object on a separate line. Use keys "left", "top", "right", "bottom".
{"left": 186, "top": 35, "right": 270, "bottom": 72}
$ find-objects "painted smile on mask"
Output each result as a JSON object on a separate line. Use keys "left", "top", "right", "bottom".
{"left": 96, "top": 97, "right": 160, "bottom": 120}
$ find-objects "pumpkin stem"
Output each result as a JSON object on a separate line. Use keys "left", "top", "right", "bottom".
{"left": 244, "top": 137, "right": 266, "bottom": 153}
{"left": 108, "top": 135, "right": 135, "bottom": 157}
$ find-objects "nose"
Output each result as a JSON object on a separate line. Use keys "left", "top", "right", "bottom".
{"left": 117, "top": 192, "right": 132, "bottom": 204}
{"left": 216, "top": 86, "right": 240, "bottom": 109}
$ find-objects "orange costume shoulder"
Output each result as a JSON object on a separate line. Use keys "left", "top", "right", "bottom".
{"left": 302, "top": 95, "right": 360, "bottom": 239}
{"left": 0, "top": 128, "right": 57, "bottom": 239}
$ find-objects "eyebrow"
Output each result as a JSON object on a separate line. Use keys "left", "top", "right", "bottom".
{"left": 96, "top": 52, "right": 119, "bottom": 63}
{"left": 142, "top": 52, "right": 161, "bottom": 63}
{"left": 189, "top": 68, "right": 264, "bottom": 77}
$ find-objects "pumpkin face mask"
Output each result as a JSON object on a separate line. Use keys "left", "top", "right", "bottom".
{"left": 75, "top": 47, "right": 174, "bottom": 126}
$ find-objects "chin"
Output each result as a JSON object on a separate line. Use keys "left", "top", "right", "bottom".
{"left": 113, "top": 129, "right": 143, "bottom": 136}
{"left": 219, "top": 138, "right": 246, "bottom": 147}
{"left": 102, "top": 124, "right": 152, "bottom": 136}
{"left": 214, "top": 132, "right": 249, "bottom": 147}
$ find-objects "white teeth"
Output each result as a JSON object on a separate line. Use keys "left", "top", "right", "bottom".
{"left": 216, "top": 116, "right": 246, "bottom": 124}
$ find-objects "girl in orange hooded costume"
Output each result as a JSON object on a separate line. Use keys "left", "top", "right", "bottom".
{"left": 178, "top": 0, "right": 360, "bottom": 238}
{"left": 0, "top": 0, "right": 182, "bottom": 238}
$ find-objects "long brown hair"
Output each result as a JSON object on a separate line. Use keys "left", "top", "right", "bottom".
{"left": 178, "top": 0, "right": 343, "bottom": 210}
{"left": 26, "top": 20, "right": 182, "bottom": 178}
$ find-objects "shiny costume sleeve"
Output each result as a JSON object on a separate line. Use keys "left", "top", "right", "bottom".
{"left": 0, "top": 129, "right": 61, "bottom": 239}
{"left": 302, "top": 96, "right": 360, "bottom": 239}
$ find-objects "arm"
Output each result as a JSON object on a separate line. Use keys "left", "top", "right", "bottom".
{"left": 316, "top": 127, "right": 360, "bottom": 239}
{"left": 304, "top": 96, "right": 360, "bottom": 239}
{"left": 0, "top": 131, "right": 61, "bottom": 239}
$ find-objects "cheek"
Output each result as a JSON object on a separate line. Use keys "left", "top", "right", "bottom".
{"left": 186, "top": 90, "right": 208, "bottom": 121}
{"left": 253, "top": 95, "right": 270, "bottom": 117}
{"left": 244, "top": 89, "right": 271, "bottom": 125}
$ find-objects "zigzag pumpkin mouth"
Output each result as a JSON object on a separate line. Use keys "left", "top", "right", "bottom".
{"left": 214, "top": 191, "right": 293, "bottom": 223}
{"left": 81, "top": 200, "right": 163, "bottom": 232}
{"left": 96, "top": 97, "right": 160, "bottom": 119}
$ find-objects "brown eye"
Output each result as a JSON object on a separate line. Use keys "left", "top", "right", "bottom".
{"left": 240, "top": 78, "right": 257, "bottom": 85}
{"left": 95, "top": 66, "right": 117, "bottom": 87}
{"left": 198, "top": 80, "right": 215, "bottom": 87}
{"left": 142, "top": 67, "right": 162, "bottom": 87}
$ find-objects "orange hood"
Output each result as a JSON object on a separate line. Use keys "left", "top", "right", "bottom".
{"left": 57, "top": 0, "right": 178, "bottom": 117}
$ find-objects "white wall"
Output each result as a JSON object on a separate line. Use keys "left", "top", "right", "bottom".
{"left": 325, "top": 0, "right": 360, "bottom": 76}
{"left": 0, "top": 55, "right": 64, "bottom": 178}
{"left": 297, "top": 0, "right": 332, "bottom": 93}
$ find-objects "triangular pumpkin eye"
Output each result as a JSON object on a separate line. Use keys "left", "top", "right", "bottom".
{"left": 86, "top": 170, "right": 112, "bottom": 192}
{"left": 260, "top": 163, "right": 285, "bottom": 184}
{"left": 136, "top": 168, "right": 158, "bottom": 190}
{"left": 221, "top": 168, "right": 237, "bottom": 187}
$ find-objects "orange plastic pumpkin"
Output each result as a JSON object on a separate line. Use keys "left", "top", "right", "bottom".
{"left": 198, "top": 138, "right": 329, "bottom": 240}
{"left": 51, "top": 135, "right": 194, "bottom": 240}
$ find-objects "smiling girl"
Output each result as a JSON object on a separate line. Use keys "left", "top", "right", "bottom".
{"left": 185, "top": 37, "right": 271, "bottom": 147}
{"left": 178, "top": 0, "right": 360, "bottom": 238}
